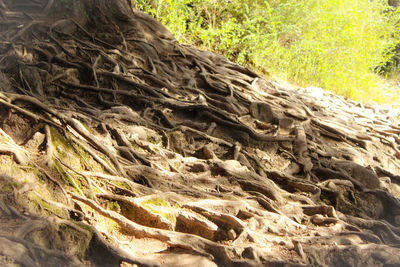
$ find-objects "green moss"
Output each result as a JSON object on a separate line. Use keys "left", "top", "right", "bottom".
{"left": 147, "top": 136, "right": 158, "bottom": 144}
{"left": 141, "top": 198, "right": 176, "bottom": 224}
{"left": 1, "top": 182, "right": 22, "bottom": 191}
{"left": 109, "top": 201, "right": 121, "bottom": 212}
{"left": 50, "top": 128, "right": 83, "bottom": 170}
{"left": 52, "top": 159, "right": 89, "bottom": 195}
{"left": 113, "top": 181, "right": 131, "bottom": 190}
{"left": 50, "top": 127, "right": 103, "bottom": 175}
{"left": 52, "top": 159, "right": 74, "bottom": 186}
{"left": 131, "top": 142, "right": 141, "bottom": 150}
{"left": 73, "top": 143, "right": 103, "bottom": 172}
{"left": 28, "top": 192, "right": 67, "bottom": 218}
{"left": 147, "top": 206, "right": 176, "bottom": 224}
{"left": 74, "top": 222, "right": 95, "bottom": 234}
{"left": 142, "top": 198, "right": 170, "bottom": 207}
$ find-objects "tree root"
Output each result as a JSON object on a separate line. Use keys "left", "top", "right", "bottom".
{"left": 71, "top": 194, "right": 249, "bottom": 266}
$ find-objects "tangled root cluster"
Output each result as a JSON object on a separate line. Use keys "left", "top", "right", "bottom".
{"left": 0, "top": 1, "right": 400, "bottom": 266}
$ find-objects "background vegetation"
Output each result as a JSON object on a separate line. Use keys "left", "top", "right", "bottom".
{"left": 133, "top": 0, "right": 400, "bottom": 103}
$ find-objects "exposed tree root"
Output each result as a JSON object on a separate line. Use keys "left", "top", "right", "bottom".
{"left": 71, "top": 194, "right": 252, "bottom": 266}
{"left": 0, "top": 0, "right": 399, "bottom": 266}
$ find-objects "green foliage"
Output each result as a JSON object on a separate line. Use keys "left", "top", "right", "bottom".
{"left": 134, "top": 0, "right": 400, "bottom": 102}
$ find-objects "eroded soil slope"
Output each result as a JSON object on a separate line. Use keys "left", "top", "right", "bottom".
{"left": 0, "top": 1, "right": 400, "bottom": 266}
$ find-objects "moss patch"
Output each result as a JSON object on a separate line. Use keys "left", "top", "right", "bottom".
{"left": 141, "top": 198, "right": 176, "bottom": 224}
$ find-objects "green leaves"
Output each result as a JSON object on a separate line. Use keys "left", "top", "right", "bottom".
{"left": 135, "top": 0, "right": 400, "bottom": 102}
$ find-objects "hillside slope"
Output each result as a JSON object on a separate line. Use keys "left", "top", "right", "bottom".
{"left": 0, "top": 1, "right": 400, "bottom": 266}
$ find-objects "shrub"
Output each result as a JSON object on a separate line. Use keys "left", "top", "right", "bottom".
{"left": 133, "top": 0, "right": 400, "bottom": 103}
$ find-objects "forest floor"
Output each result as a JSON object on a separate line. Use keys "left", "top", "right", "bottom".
{"left": 0, "top": 1, "right": 400, "bottom": 266}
